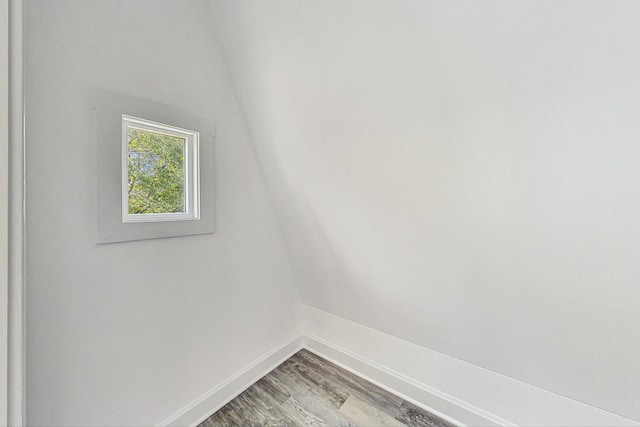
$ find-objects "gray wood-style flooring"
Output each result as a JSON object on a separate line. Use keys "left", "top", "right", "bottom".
{"left": 198, "top": 349, "right": 456, "bottom": 427}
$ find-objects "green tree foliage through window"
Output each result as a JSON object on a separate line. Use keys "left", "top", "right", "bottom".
{"left": 127, "top": 128, "right": 186, "bottom": 214}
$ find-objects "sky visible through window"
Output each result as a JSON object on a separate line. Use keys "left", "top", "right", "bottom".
{"left": 127, "top": 128, "right": 186, "bottom": 214}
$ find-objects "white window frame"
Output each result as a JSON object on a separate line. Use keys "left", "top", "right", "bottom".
{"left": 121, "top": 115, "right": 200, "bottom": 223}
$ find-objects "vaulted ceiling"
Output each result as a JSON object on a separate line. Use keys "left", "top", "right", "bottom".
{"left": 207, "top": 1, "right": 640, "bottom": 420}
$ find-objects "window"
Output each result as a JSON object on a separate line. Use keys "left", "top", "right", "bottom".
{"left": 95, "top": 90, "right": 214, "bottom": 244}
{"left": 121, "top": 115, "right": 200, "bottom": 223}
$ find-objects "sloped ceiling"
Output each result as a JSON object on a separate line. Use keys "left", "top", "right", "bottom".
{"left": 208, "top": 1, "right": 640, "bottom": 420}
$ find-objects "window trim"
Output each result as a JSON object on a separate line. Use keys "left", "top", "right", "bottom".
{"left": 121, "top": 114, "right": 200, "bottom": 223}
{"left": 94, "top": 89, "right": 215, "bottom": 244}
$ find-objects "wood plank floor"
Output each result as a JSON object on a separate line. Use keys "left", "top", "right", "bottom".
{"left": 198, "top": 349, "right": 456, "bottom": 427}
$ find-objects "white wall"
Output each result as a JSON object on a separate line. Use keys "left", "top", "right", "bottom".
{"left": 24, "top": 1, "right": 300, "bottom": 426}
{"left": 209, "top": 0, "right": 640, "bottom": 421}
{"left": 303, "top": 305, "right": 639, "bottom": 427}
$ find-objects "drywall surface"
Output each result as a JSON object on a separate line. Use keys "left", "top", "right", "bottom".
{"left": 24, "top": 1, "right": 300, "bottom": 426}
{"left": 304, "top": 305, "right": 640, "bottom": 427}
{"left": 209, "top": 0, "right": 640, "bottom": 421}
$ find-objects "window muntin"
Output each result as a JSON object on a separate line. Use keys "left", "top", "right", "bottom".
{"left": 122, "top": 115, "right": 200, "bottom": 223}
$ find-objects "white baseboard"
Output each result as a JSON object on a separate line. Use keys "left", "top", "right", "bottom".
{"left": 302, "top": 335, "right": 501, "bottom": 427}
{"left": 156, "top": 307, "right": 640, "bottom": 427}
{"left": 302, "top": 304, "right": 640, "bottom": 427}
{"left": 156, "top": 336, "right": 304, "bottom": 427}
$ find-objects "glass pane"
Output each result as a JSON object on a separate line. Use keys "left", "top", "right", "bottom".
{"left": 127, "top": 127, "right": 186, "bottom": 214}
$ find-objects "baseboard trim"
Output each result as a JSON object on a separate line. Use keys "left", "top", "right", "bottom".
{"left": 302, "top": 334, "right": 504, "bottom": 427}
{"left": 302, "top": 305, "right": 640, "bottom": 427}
{"left": 156, "top": 308, "right": 639, "bottom": 427}
{"left": 157, "top": 333, "right": 489, "bottom": 427}
{"left": 156, "top": 335, "right": 304, "bottom": 427}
